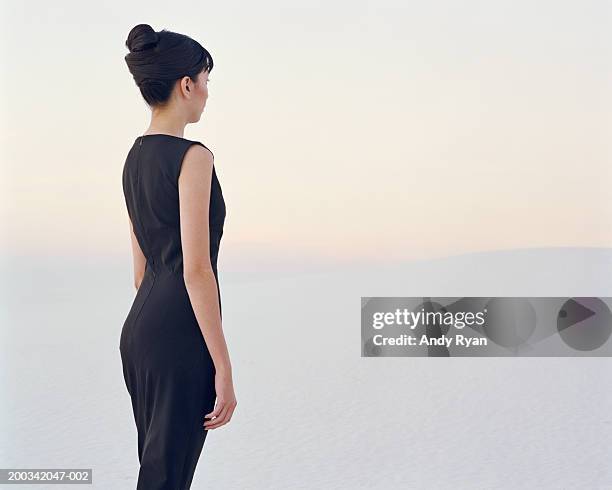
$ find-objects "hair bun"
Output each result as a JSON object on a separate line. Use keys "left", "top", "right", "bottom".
{"left": 124, "top": 26, "right": 214, "bottom": 107}
{"left": 126, "top": 24, "right": 159, "bottom": 53}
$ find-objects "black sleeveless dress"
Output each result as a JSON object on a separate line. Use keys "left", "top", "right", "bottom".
{"left": 119, "top": 134, "right": 226, "bottom": 490}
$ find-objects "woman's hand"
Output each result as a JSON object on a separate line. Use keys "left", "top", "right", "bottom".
{"left": 203, "top": 370, "right": 237, "bottom": 429}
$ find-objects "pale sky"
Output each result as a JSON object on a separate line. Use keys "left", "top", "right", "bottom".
{"left": 1, "top": 0, "right": 610, "bottom": 263}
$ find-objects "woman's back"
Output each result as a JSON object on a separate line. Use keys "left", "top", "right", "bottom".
{"left": 122, "top": 134, "right": 226, "bottom": 277}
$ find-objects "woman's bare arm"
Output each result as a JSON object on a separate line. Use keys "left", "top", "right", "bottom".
{"left": 179, "top": 144, "right": 236, "bottom": 429}
{"left": 129, "top": 217, "right": 146, "bottom": 290}
{"left": 178, "top": 145, "right": 232, "bottom": 376}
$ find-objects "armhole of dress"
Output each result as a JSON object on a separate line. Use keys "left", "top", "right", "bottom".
{"left": 196, "top": 141, "right": 214, "bottom": 162}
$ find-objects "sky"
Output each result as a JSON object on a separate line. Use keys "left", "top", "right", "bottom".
{"left": 1, "top": 0, "right": 610, "bottom": 264}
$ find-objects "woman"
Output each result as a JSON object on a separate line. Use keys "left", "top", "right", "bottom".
{"left": 119, "top": 24, "right": 237, "bottom": 490}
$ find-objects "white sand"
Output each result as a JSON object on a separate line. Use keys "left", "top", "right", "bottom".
{"left": 1, "top": 247, "right": 611, "bottom": 489}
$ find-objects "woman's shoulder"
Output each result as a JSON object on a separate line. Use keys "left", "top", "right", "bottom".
{"left": 187, "top": 140, "right": 214, "bottom": 161}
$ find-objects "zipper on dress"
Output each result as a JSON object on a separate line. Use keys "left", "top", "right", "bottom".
{"left": 133, "top": 135, "right": 155, "bottom": 271}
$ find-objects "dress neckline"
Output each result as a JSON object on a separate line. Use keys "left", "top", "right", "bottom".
{"left": 138, "top": 133, "right": 193, "bottom": 141}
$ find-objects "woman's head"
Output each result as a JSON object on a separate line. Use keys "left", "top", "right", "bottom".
{"left": 124, "top": 24, "right": 213, "bottom": 121}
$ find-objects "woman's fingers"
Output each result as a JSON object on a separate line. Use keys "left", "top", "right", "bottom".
{"left": 204, "top": 399, "right": 237, "bottom": 429}
{"left": 204, "top": 402, "right": 230, "bottom": 429}
{"left": 213, "top": 401, "right": 236, "bottom": 429}
{"left": 204, "top": 400, "right": 222, "bottom": 421}
{"left": 203, "top": 399, "right": 226, "bottom": 427}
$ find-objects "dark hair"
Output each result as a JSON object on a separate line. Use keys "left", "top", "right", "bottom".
{"left": 124, "top": 24, "right": 214, "bottom": 107}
